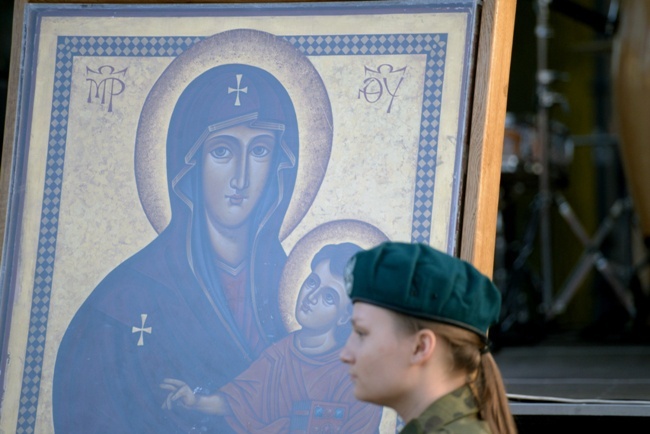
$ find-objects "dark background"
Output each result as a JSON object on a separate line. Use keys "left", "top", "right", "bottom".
{"left": 1, "top": 0, "right": 11, "bottom": 145}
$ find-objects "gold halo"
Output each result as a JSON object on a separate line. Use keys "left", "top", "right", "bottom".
{"left": 135, "top": 29, "right": 333, "bottom": 237}
{"left": 279, "top": 220, "right": 389, "bottom": 332}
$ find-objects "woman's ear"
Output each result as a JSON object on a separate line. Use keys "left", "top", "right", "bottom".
{"left": 411, "top": 329, "right": 436, "bottom": 365}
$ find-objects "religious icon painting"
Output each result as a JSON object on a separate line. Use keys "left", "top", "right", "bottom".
{"left": 0, "top": 1, "right": 483, "bottom": 433}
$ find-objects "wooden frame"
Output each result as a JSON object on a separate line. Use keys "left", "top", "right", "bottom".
{"left": 0, "top": 1, "right": 515, "bottom": 432}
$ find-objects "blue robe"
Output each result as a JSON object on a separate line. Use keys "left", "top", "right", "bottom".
{"left": 54, "top": 227, "right": 255, "bottom": 433}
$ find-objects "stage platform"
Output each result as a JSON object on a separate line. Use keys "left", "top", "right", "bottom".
{"left": 494, "top": 343, "right": 650, "bottom": 418}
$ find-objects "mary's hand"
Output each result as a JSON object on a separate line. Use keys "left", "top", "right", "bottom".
{"left": 160, "top": 378, "right": 198, "bottom": 410}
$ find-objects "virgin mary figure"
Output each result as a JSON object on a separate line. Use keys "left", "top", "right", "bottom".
{"left": 53, "top": 60, "right": 309, "bottom": 433}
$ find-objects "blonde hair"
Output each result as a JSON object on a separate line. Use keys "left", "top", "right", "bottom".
{"left": 393, "top": 313, "right": 517, "bottom": 434}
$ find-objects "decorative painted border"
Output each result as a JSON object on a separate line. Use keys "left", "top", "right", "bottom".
{"left": 17, "top": 32, "right": 448, "bottom": 433}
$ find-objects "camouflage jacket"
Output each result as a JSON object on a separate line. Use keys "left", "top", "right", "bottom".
{"left": 400, "top": 385, "right": 491, "bottom": 434}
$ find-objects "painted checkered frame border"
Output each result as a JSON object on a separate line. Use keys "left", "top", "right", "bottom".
{"left": 16, "top": 32, "right": 448, "bottom": 433}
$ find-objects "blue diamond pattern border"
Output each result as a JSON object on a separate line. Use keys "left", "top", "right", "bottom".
{"left": 17, "top": 32, "right": 448, "bottom": 434}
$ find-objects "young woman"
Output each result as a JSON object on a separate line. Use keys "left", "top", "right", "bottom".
{"left": 340, "top": 242, "right": 517, "bottom": 434}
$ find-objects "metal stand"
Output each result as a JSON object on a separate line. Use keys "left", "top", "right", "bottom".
{"left": 548, "top": 195, "right": 636, "bottom": 319}
{"left": 535, "top": 0, "right": 558, "bottom": 314}
{"left": 534, "top": 0, "right": 636, "bottom": 321}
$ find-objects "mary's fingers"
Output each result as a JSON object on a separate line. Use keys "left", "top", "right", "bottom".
{"left": 159, "top": 383, "right": 177, "bottom": 392}
{"left": 161, "top": 394, "right": 171, "bottom": 410}
{"left": 166, "top": 392, "right": 174, "bottom": 409}
{"left": 162, "top": 378, "right": 186, "bottom": 387}
{"left": 171, "top": 388, "right": 187, "bottom": 403}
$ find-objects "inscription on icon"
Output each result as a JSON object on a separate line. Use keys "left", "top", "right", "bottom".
{"left": 358, "top": 64, "right": 406, "bottom": 113}
{"left": 86, "top": 65, "right": 127, "bottom": 112}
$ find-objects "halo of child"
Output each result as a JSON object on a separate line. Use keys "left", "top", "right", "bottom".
{"left": 278, "top": 219, "right": 389, "bottom": 332}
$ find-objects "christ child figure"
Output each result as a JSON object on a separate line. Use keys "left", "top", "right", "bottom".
{"left": 161, "top": 242, "right": 382, "bottom": 433}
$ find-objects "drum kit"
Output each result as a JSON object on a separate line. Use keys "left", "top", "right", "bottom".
{"left": 494, "top": 0, "right": 650, "bottom": 343}
{"left": 501, "top": 113, "right": 573, "bottom": 177}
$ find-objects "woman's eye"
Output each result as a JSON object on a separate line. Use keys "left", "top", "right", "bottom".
{"left": 210, "top": 146, "right": 231, "bottom": 159}
{"left": 250, "top": 145, "right": 271, "bottom": 158}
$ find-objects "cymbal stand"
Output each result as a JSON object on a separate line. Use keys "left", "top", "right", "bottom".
{"left": 535, "top": 0, "right": 556, "bottom": 313}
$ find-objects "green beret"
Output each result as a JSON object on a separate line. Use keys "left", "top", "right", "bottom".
{"left": 344, "top": 242, "right": 501, "bottom": 338}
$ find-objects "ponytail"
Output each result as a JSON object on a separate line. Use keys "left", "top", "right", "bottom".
{"left": 436, "top": 325, "right": 517, "bottom": 434}
{"left": 393, "top": 315, "right": 517, "bottom": 434}
{"left": 477, "top": 352, "right": 517, "bottom": 434}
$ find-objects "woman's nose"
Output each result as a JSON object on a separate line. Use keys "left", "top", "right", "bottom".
{"left": 340, "top": 340, "right": 353, "bottom": 364}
